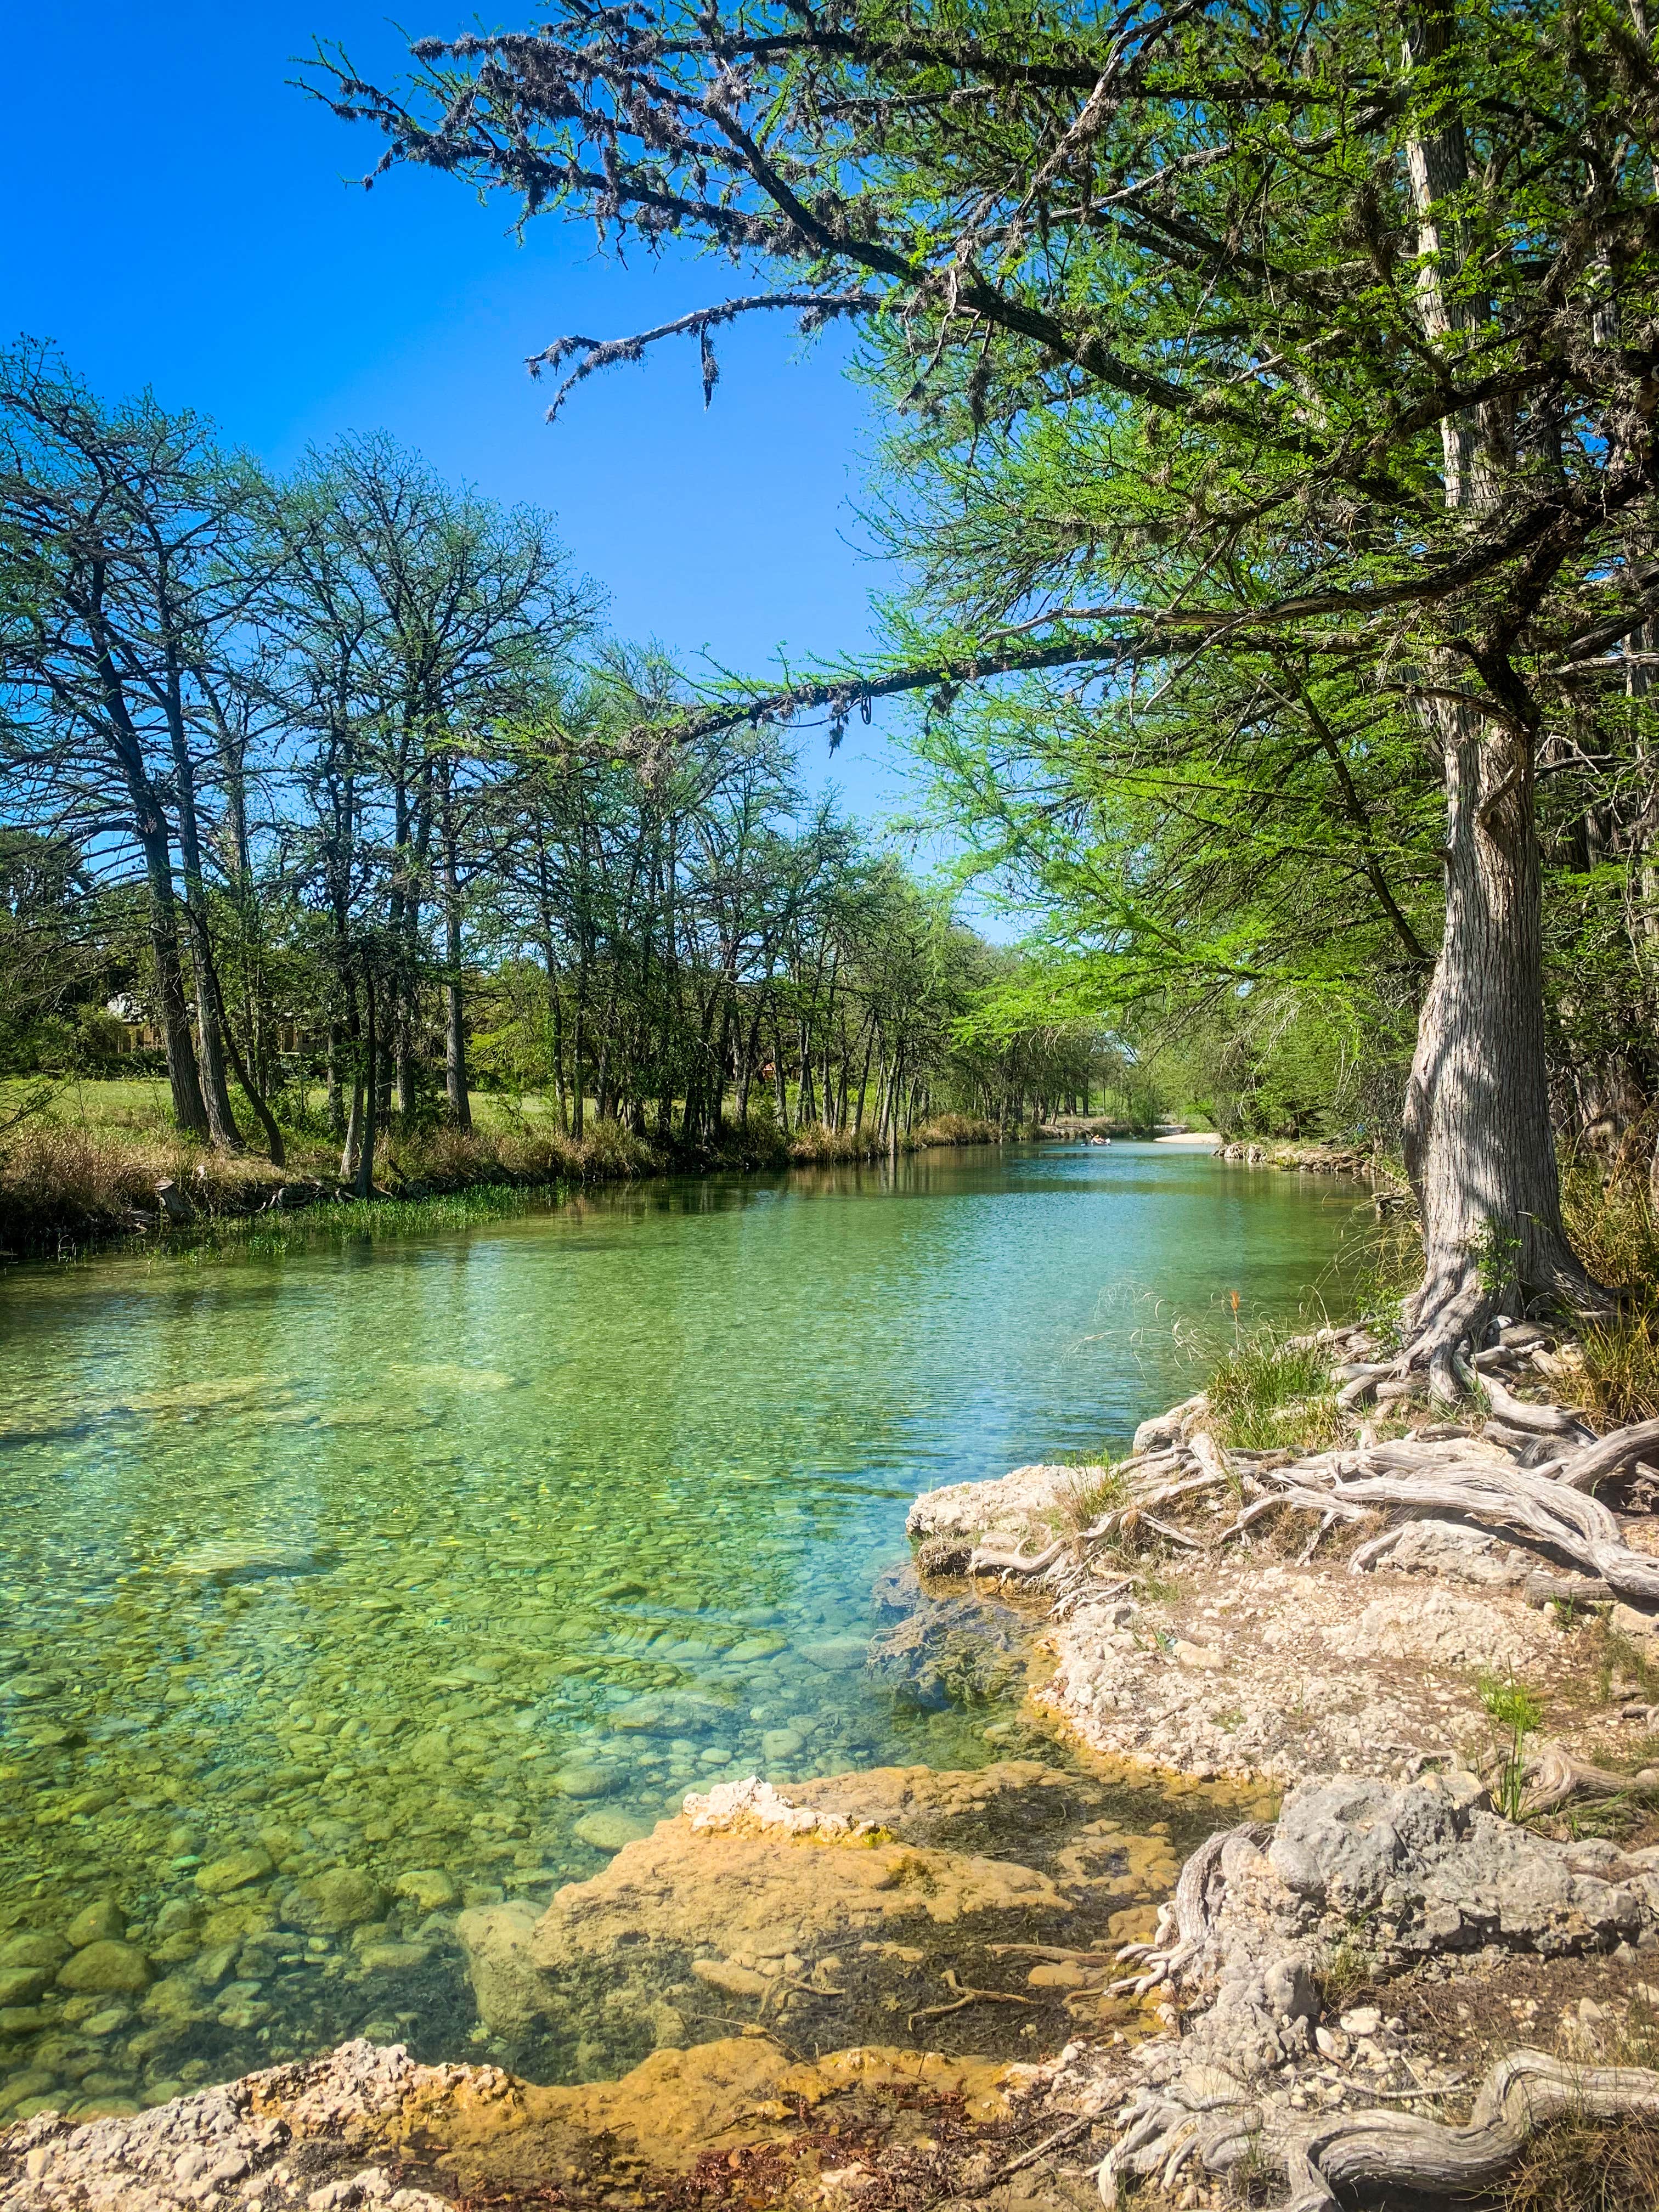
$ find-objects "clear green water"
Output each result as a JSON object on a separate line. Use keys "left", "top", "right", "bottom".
{"left": 0, "top": 1142, "right": 1363, "bottom": 2115}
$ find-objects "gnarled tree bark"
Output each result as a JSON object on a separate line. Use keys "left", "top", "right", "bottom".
{"left": 1396, "top": 7, "right": 1609, "bottom": 1383}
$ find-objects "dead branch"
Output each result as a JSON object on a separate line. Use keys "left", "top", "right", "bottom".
{"left": 1521, "top": 1740, "right": 1659, "bottom": 1814}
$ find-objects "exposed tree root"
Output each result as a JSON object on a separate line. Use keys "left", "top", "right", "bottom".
{"left": 1110, "top": 1821, "right": 1268, "bottom": 1995}
{"left": 1560, "top": 1417, "right": 1659, "bottom": 1494}
{"left": 1000, "top": 1413, "right": 1659, "bottom": 1616}
{"left": 1522, "top": 1739, "right": 1659, "bottom": 1814}
{"left": 1472, "top": 1362, "right": 1594, "bottom": 1441}
{"left": 1099, "top": 2050, "right": 1659, "bottom": 2210}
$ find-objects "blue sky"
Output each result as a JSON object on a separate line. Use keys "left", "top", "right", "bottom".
{"left": 2, "top": 1, "right": 916, "bottom": 823}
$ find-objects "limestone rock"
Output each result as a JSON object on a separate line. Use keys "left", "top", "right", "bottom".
{"left": 1329, "top": 1588, "right": 1551, "bottom": 1671}
{"left": 0, "top": 1931, "right": 69, "bottom": 1974}
{"left": 905, "top": 1463, "right": 1085, "bottom": 1543}
{"left": 795, "top": 1638, "right": 868, "bottom": 1671}
{"left": 1211, "top": 1774, "right": 1651, "bottom": 1985}
{"left": 690, "top": 1958, "right": 769, "bottom": 1999}
{"left": 452, "top": 1902, "right": 545, "bottom": 2040}
{"left": 548, "top": 1764, "right": 615, "bottom": 1801}
{"left": 455, "top": 1765, "right": 1077, "bottom": 2064}
{"left": 65, "top": 1899, "right": 127, "bottom": 1948}
{"left": 287, "top": 1867, "right": 388, "bottom": 1932}
{"left": 392, "top": 1869, "right": 460, "bottom": 1912}
{"left": 1387, "top": 1519, "right": 1528, "bottom": 1587}
{"left": 573, "top": 1810, "right": 654, "bottom": 1852}
{"left": 196, "top": 1844, "right": 276, "bottom": 1897}
{"left": 56, "top": 1940, "right": 152, "bottom": 1995}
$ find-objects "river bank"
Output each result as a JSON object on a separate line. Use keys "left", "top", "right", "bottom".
{"left": 13, "top": 1319, "right": 1659, "bottom": 2208}
{"left": 0, "top": 1106, "right": 1009, "bottom": 1258}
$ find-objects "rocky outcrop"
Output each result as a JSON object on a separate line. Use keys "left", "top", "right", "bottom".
{"left": 0, "top": 2041, "right": 450, "bottom": 2212}
{"left": 451, "top": 1763, "right": 1182, "bottom": 2081}
{"left": 906, "top": 1464, "right": 1094, "bottom": 1547}
{"left": 1098, "top": 1773, "right": 1659, "bottom": 2205}
{"left": 0, "top": 2032, "right": 1024, "bottom": 2212}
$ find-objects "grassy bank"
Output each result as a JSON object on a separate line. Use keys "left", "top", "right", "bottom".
{"left": 0, "top": 1082, "right": 1001, "bottom": 1256}
{"left": 1183, "top": 1159, "right": 1659, "bottom": 1441}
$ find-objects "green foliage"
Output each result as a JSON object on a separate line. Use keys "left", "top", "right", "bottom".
{"left": 1205, "top": 1333, "right": 1344, "bottom": 1454}
{"left": 315, "top": 0, "right": 1659, "bottom": 1187}
{"left": 1479, "top": 1674, "right": 1546, "bottom": 1822}
{"left": 1471, "top": 1220, "right": 1525, "bottom": 1302}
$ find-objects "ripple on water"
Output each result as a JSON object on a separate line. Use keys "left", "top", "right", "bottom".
{"left": 0, "top": 1146, "right": 1361, "bottom": 2114}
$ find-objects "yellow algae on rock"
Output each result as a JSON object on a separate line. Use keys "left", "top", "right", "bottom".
{"left": 454, "top": 1763, "right": 1115, "bottom": 2061}
{"left": 371, "top": 2034, "right": 1016, "bottom": 2198}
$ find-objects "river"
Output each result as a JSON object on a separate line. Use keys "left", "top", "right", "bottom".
{"left": 0, "top": 1141, "right": 1366, "bottom": 2114}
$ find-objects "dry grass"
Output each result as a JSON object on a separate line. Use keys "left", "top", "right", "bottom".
{"left": 1501, "top": 2104, "right": 1659, "bottom": 2211}
{"left": 785, "top": 1113, "right": 998, "bottom": 1164}
{"left": 0, "top": 1121, "right": 286, "bottom": 1247}
{"left": 1050, "top": 1464, "right": 1127, "bottom": 1537}
{"left": 0, "top": 1111, "right": 657, "bottom": 1252}
{"left": 0, "top": 1085, "right": 1002, "bottom": 1254}
{"left": 1562, "top": 1164, "right": 1659, "bottom": 1423}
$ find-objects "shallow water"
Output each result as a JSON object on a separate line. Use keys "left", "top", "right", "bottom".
{"left": 0, "top": 1142, "right": 1362, "bottom": 2113}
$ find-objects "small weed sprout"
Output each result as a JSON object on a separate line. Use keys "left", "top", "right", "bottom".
{"left": 1595, "top": 1628, "right": 1659, "bottom": 1706}
{"left": 1313, "top": 1930, "right": 1377, "bottom": 2013}
{"left": 1480, "top": 1673, "right": 1546, "bottom": 1821}
{"left": 1471, "top": 1218, "right": 1524, "bottom": 1299}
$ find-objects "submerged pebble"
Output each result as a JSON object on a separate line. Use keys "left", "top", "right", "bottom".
{"left": 0, "top": 1158, "right": 1350, "bottom": 2111}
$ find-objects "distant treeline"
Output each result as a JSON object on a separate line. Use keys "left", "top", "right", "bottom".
{"left": 0, "top": 345, "right": 1153, "bottom": 1181}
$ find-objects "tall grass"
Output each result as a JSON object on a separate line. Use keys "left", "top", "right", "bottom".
{"left": 786, "top": 1112, "right": 998, "bottom": 1164}
{"left": 0, "top": 1091, "right": 1004, "bottom": 1256}
{"left": 1204, "top": 1327, "right": 1346, "bottom": 1452}
{"left": 0, "top": 1114, "right": 656, "bottom": 1254}
{"left": 1563, "top": 1163, "right": 1659, "bottom": 1423}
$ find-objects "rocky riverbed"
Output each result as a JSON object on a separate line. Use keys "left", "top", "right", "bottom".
{"left": 14, "top": 1315, "right": 1659, "bottom": 2208}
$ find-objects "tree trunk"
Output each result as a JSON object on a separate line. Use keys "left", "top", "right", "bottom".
{"left": 165, "top": 712, "right": 243, "bottom": 1153}
{"left": 571, "top": 958, "right": 587, "bottom": 1141}
{"left": 213, "top": 992, "right": 286, "bottom": 1166}
{"left": 355, "top": 970, "right": 379, "bottom": 1199}
{"left": 1393, "top": 4, "right": 1605, "bottom": 1383}
{"left": 327, "top": 1022, "right": 345, "bottom": 1141}
{"left": 136, "top": 823, "right": 210, "bottom": 1138}
{"left": 443, "top": 875, "right": 471, "bottom": 1131}
{"left": 1400, "top": 704, "right": 1604, "bottom": 1382}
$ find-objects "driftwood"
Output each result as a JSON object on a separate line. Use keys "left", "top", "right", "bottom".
{"left": 1522, "top": 1567, "right": 1611, "bottom": 1607}
{"left": 1522, "top": 1739, "right": 1659, "bottom": 1814}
